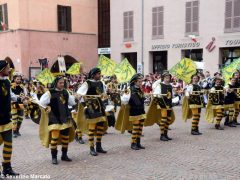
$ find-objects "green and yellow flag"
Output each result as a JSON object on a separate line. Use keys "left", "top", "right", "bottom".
{"left": 66, "top": 63, "right": 81, "bottom": 75}
{"left": 222, "top": 58, "right": 240, "bottom": 82}
{"left": 114, "top": 58, "right": 136, "bottom": 83}
{"left": 97, "top": 55, "right": 117, "bottom": 76}
{"left": 36, "top": 68, "right": 55, "bottom": 86}
{"left": 169, "top": 58, "right": 197, "bottom": 83}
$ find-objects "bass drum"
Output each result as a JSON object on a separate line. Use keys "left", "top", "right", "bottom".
{"left": 29, "top": 103, "right": 41, "bottom": 124}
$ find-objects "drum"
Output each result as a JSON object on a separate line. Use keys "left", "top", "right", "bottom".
{"left": 29, "top": 103, "right": 41, "bottom": 124}
{"left": 105, "top": 105, "right": 115, "bottom": 127}
{"left": 110, "top": 93, "right": 121, "bottom": 106}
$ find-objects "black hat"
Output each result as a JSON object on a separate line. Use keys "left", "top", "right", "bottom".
{"left": 130, "top": 73, "right": 144, "bottom": 85}
{"left": 0, "top": 60, "right": 8, "bottom": 73}
{"left": 88, "top": 67, "right": 101, "bottom": 79}
{"left": 162, "top": 71, "right": 172, "bottom": 79}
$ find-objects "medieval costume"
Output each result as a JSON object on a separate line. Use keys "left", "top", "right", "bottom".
{"left": 233, "top": 72, "right": 240, "bottom": 125}
{"left": 11, "top": 75, "right": 27, "bottom": 138}
{"left": 40, "top": 76, "right": 76, "bottom": 165}
{"left": 182, "top": 74, "right": 204, "bottom": 135}
{"left": 145, "top": 72, "right": 175, "bottom": 141}
{"left": 205, "top": 78, "right": 225, "bottom": 130}
{"left": 0, "top": 60, "right": 19, "bottom": 176}
{"left": 77, "top": 68, "right": 107, "bottom": 156}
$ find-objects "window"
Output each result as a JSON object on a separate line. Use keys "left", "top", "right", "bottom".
{"left": 152, "top": 6, "right": 164, "bottom": 39}
{"left": 98, "top": 0, "right": 110, "bottom": 48}
{"left": 57, "top": 5, "right": 72, "bottom": 32}
{"left": 185, "top": 1, "right": 199, "bottom": 35}
{"left": 123, "top": 11, "right": 134, "bottom": 41}
{"left": 225, "top": 0, "right": 240, "bottom": 32}
{"left": 0, "top": 4, "right": 8, "bottom": 31}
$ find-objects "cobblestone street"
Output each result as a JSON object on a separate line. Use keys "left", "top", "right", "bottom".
{"left": 8, "top": 106, "right": 240, "bottom": 180}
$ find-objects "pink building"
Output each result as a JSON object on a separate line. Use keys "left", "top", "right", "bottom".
{"left": 0, "top": 0, "right": 98, "bottom": 78}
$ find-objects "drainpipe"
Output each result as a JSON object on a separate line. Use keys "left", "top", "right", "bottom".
{"left": 141, "top": 0, "right": 144, "bottom": 74}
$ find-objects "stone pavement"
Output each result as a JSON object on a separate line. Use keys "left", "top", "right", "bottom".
{"left": 7, "top": 106, "right": 240, "bottom": 180}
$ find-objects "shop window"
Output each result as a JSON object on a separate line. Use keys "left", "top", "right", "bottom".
{"left": 182, "top": 49, "right": 203, "bottom": 62}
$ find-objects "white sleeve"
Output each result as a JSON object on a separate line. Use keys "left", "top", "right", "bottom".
{"left": 185, "top": 85, "right": 193, "bottom": 97}
{"left": 39, "top": 91, "right": 51, "bottom": 107}
{"left": 152, "top": 79, "right": 161, "bottom": 90}
{"left": 153, "top": 84, "right": 161, "bottom": 95}
{"left": 10, "top": 89, "right": 18, "bottom": 102}
{"left": 77, "top": 82, "right": 88, "bottom": 95}
{"left": 121, "top": 93, "right": 130, "bottom": 105}
{"left": 68, "top": 93, "right": 76, "bottom": 106}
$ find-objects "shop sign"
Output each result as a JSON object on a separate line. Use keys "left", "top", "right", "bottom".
{"left": 152, "top": 42, "right": 201, "bottom": 51}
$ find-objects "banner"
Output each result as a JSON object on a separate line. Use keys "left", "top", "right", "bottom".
{"left": 97, "top": 55, "right": 117, "bottom": 76}
{"left": 169, "top": 58, "right": 197, "bottom": 83}
{"left": 66, "top": 63, "right": 81, "bottom": 75}
{"left": 114, "top": 58, "right": 136, "bottom": 83}
{"left": 58, "top": 56, "right": 66, "bottom": 73}
{"left": 36, "top": 69, "right": 55, "bottom": 86}
{"left": 222, "top": 58, "right": 240, "bottom": 82}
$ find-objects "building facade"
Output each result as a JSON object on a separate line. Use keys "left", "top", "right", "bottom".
{"left": 111, "top": 0, "right": 240, "bottom": 75}
{"left": 0, "top": 0, "right": 98, "bottom": 77}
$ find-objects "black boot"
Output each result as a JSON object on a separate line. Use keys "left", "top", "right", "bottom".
{"left": 61, "top": 148, "right": 72, "bottom": 162}
{"left": 228, "top": 121, "right": 237, "bottom": 127}
{"left": 51, "top": 149, "right": 58, "bottom": 165}
{"left": 131, "top": 143, "right": 140, "bottom": 150}
{"left": 224, "top": 116, "right": 229, "bottom": 126}
{"left": 160, "top": 134, "right": 168, "bottom": 141}
{"left": 136, "top": 138, "right": 145, "bottom": 149}
{"left": 90, "top": 146, "right": 98, "bottom": 156}
{"left": 215, "top": 124, "right": 224, "bottom": 130}
{"left": 13, "top": 131, "right": 18, "bottom": 138}
{"left": 191, "top": 128, "right": 202, "bottom": 135}
{"left": 165, "top": 131, "right": 172, "bottom": 140}
{"left": 78, "top": 137, "right": 85, "bottom": 144}
{"left": 233, "top": 118, "right": 240, "bottom": 125}
{"left": 2, "top": 162, "right": 19, "bottom": 177}
{"left": 16, "top": 122, "right": 22, "bottom": 136}
{"left": 96, "top": 142, "right": 107, "bottom": 153}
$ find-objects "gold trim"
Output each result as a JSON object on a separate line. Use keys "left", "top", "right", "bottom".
{"left": 86, "top": 116, "right": 107, "bottom": 124}
{"left": 212, "top": 105, "right": 224, "bottom": 109}
{"left": 234, "top": 101, "right": 240, "bottom": 105}
{"left": 190, "top": 104, "right": 203, "bottom": 108}
{"left": 224, "top": 104, "right": 234, "bottom": 109}
{"left": 0, "top": 122, "right": 12, "bottom": 133}
{"left": 48, "top": 123, "right": 72, "bottom": 131}
{"left": 129, "top": 114, "right": 146, "bottom": 121}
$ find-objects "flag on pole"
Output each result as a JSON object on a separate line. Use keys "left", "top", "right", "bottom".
{"left": 58, "top": 56, "right": 66, "bottom": 73}
{"left": 97, "top": 55, "right": 117, "bottom": 76}
{"left": 222, "top": 58, "right": 240, "bottom": 82}
{"left": 114, "top": 58, "right": 136, "bottom": 83}
{"left": 169, "top": 58, "right": 197, "bottom": 83}
{"left": 66, "top": 63, "right": 81, "bottom": 75}
{"left": 36, "top": 69, "right": 55, "bottom": 86}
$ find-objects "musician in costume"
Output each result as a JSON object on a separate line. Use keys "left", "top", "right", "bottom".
{"left": 144, "top": 72, "right": 175, "bottom": 141}
{"left": 40, "top": 76, "right": 76, "bottom": 165}
{"left": 232, "top": 72, "right": 240, "bottom": 125}
{"left": 182, "top": 74, "right": 204, "bottom": 135}
{"left": 77, "top": 67, "right": 107, "bottom": 156}
{"left": 224, "top": 77, "right": 238, "bottom": 127}
{"left": 11, "top": 74, "right": 27, "bottom": 138}
{"left": 0, "top": 60, "right": 19, "bottom": 176}
{"left": 205, "top": 77, "right": 225, "bottom": 130}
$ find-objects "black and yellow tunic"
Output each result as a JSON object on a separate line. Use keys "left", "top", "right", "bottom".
{"left": 158, "top": 83, "right": 172, "bottom": 109}
{"left": 188, "top": 84, "right": 204, "bottom": 108}
{"left": 11, "top": 83, "right": 24, "bottom": 109}
{"left": 0, "top": 78, "right": 13, "bottom": 131}
{"left": 129, "top": 85, "right": 146, "bottom": 121}
{"left": 224, "top": 84, "right": 237, "bottom": 108}
{"left": 209, "top": 86, "right": 225, "bottom": 109}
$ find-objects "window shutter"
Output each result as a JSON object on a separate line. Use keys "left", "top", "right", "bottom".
{"left": 186, "top": 2, "right": 192, "bottom": 33}
{"left": 225, "top": 0, "right": 233, "bottom": 29}
{"left": 192, "top": 1, "right": 199, "bottom": 33}
{"left": 0, "top": 5, "right": 3, "bottom": 31}
{"left": 3, "top": 4, "right": 8, "bottom": 29}
{"left": 123, "top": 12, "right": 128, "bottom": 40}
{"left": 57, "top": 5, "right": 63, "bottom": 31}
{"left": 233, "top": 0, "right": 240, "bottom": 28}
{"left": 67, "top": 6, "right": 72, "bottom": 32}
{"left": 129, "top": 12, "right": 133, "bottom": 40}
{"left": 152, "top": 8, "right": 157, "bottom": 37}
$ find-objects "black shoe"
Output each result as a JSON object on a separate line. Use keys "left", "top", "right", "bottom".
{"left": 228, "top": 122, "right": 237, "bottom": 127}
{"left": 25, "top": 116, "right": 30, "bottom": 119}
{"left": 51, "top": 149, "right": 58, "bottom": 165}
{"left": 13, "top": 132, "right": 18, "bottom": 138}
{"left": 90, "top": 146, "right": 98, "bottom": 156}
{"left": 160, "top": 134, "right": 168, "bottom": 141}
{"left": 215, "top": 124, "right": 224, "bottom": 130}
{"left": 165, "top": 131, "right": 172, "bottom": 140}
{"left": 2, "top": 162, "right": 19, "bottom": 177}
{"left": 131, "top": 143, "right": 140, "bottom": 150}
{"left": 61, "top": 149, "right": 72, "bottom": 162}
{"left": 191, "top": 130, "right": 202, "bottom": 135}
{"left": 16, "top": 129, "right": 21, "bottom": 136}
{"left": 233, "top": 120, "right": 240, "bottom": 125}
{"left": 78, "top": 138, "right": 85, "bottom": 144}
{"left": 96, "top": 142, "right": 107, "bottom": 153}
{"left": 224, "top": 116, "right": 229, "bottom": 126}
{"left": 136, "top": 138, "right": 145, "bottom": 149}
